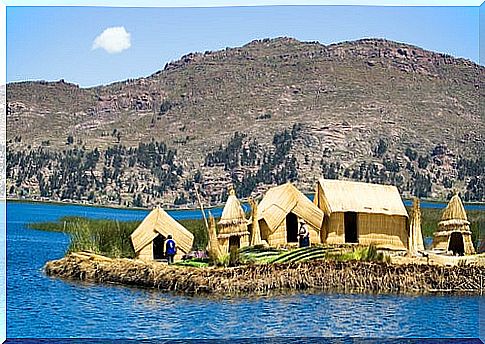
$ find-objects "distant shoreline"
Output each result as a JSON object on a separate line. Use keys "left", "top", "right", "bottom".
{"left": 7, "top": 196, "right": 485, "bottom": 212}
{"left": 5, "top": 197, "right": 225, "bottom": 212}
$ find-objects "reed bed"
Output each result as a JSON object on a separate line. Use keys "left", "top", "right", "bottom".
{"left": 67, "top": 219, "right": 136, "bottom": 258}
{"left": 44, "top": 252, "right": 485, "bottom": 296}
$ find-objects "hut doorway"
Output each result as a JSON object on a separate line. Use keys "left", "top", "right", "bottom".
{"left": 286, "top": 212, "right": 299, "bottom": 243}
{"left": 448, "top": 232, "right": 465, "bottom": 256}
{"left": 229, "top": 236, "right": 241, "bottom": 251}
{"left": 153, "top": 234, "right": 166, "bottom": 260}
{"left": 344, "top": 212, "right": 358, "bottom": 243}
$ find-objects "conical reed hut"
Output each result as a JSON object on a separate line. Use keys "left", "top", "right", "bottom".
{"left": 431, "top": 194, "right": 475, "bottom": 255}
{"left": 207, "top": 212, "right": 224, "bottom": 262}
{"left": 408, "top": 198, "right": 425, "bottom": 256}
{"left": 217, "top": 187, "right": 250, "bottom": 253}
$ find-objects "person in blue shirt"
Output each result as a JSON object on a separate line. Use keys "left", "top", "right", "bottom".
{"left": 165, "top": 235, "right": 177, "bottom": 264}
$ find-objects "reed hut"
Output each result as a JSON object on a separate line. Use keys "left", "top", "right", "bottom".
{"left": 257, "top": 182, "right": 325, "bottom": 247}
{"left": 408, "top": 198, "right": 425, "bottom": 256}
{"left": 314, "top": 179, "right": 409, "bottom": 250}
{"left": 130, "top": 207, "right": 194, "bottom": 261}
{"left": 431, "top": 194, "right": 475, "bottom": 255}
{"left": 217, "top": 188, "right": 250, "bottom": 253}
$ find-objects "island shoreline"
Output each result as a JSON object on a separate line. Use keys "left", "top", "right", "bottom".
{"left": 44, "top": 252, "right": 485, "bottom": 297}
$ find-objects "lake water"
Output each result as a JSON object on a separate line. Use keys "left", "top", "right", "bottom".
{"left": 5, "top": 201, "right": 484, "bottom": 340}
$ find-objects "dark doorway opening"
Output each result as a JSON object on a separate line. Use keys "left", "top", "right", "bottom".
{"left": 448, "top": 232, "right": 465, "bottom": 256}
{"left": 286, "top": 212, "right": 299, "bottom": 243}
{"left": 229, "top": 236, "right": 241, "bottom": 251}
{"left": 153, "top": 234, "right": 166, "bottom": 260}
{"left": 344, "top": 212, "right": 358, "bottom": 243}
{"left": 228, "top": 236, "right": 241, "bottom": 266}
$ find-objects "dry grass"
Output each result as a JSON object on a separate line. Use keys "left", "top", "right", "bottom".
{"left": 45, "top": 252, "right": 485, "bottom": 297}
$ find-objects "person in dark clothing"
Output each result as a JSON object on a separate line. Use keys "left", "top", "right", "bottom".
{"left": 298, "top": 220, "right": 310, "bottom": 248}
{"left": 165, "top": 234, "right": 177, "bottom": 264}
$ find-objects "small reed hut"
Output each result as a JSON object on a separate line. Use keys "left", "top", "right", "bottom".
{"left": 130, "top": 207, "right": 194, "bottom": 261}
{"left": 257, "top": 182, "right": 325, "bottom": 247}
{"left": 431, "top": 194, "right": 475, "bottom": 255}
{"left": 217, "top": 188, "right": 250, "bottom": 253}
{"left": 314, "top": 179, "right": 409, "bottom": 250}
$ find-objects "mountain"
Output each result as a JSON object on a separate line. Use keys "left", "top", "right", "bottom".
{"left": 6, "top": 38, "right": 485, "bottom": 206}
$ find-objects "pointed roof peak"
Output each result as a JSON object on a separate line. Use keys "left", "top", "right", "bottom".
{"left": 441, "top": 194, "right": 468, "bottom": 222}
{"left": 218, "top": 187, "right": 248, "bottom": 227}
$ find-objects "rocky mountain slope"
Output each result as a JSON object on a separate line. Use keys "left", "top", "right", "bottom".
{"left": 6, "top": 38, "right": 485, "bottom": 206}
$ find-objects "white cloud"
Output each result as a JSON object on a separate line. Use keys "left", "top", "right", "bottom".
{"left": 92, "top": 26, "right": 131, "bottom": 54}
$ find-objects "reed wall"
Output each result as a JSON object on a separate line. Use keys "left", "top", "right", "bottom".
{"left": 323, "top": 212, "right": 408, "bottom": 250}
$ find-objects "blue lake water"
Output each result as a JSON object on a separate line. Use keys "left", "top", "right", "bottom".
{"left": 5, "top": 201, "right": 484, "bottom": 339}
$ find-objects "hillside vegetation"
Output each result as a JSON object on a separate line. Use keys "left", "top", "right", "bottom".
{"left": 7, "top": 38, "right": 485, "bottom": 206}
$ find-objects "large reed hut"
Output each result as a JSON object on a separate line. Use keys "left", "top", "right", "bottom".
{"left": 217, "top": 188, "right": 250, "bottom": 253}
{"left": 314, "top": 179, "right": 409, "bottom": 250}
{"left": 130, "top": 207, "right": 194, "bottom": 261}
{"left": 431, "top": 194, "right": 475, "bottom": 255}
{"left": 257, "top": 182, "right": 325, "bottom": 247}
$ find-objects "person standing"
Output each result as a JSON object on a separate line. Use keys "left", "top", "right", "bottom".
{"left": 303, "top": 229, "right": 310, "bottom": 247}
{"left": 298, "top": 220, "right": 310, "bottom": 248}
{"left": 165, "top": 234, "right": 177, "bottom": 264}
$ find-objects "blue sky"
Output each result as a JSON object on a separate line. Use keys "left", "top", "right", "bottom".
{"left": 7, "top": 5, "right": 480, "bottom": 87}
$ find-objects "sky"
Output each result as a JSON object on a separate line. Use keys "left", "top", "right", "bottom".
{"left": 6, "top": 4, "right": 481, "bottom": 87}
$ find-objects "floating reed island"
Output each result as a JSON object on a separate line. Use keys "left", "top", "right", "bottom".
{"left": 39, "top": 180, "right": 485, "bottom": 297}
{"left": 44, "top": 251, "right": 485, "bottom": 296}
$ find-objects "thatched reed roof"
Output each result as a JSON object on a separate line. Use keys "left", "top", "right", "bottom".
{"left": 130, "top": 207, "right": 194, "bottom": 254}
{"left": 257, "top": 182, "right": 324, "bottom": 231}
{"left": 315, "top": 179, "right": 408, "bottom": 217}
{"left": 439, "top": 194, "right": 469, "bottom": 227}
{"left": 217, "top": 188, "right": 249, "bottom": 238}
